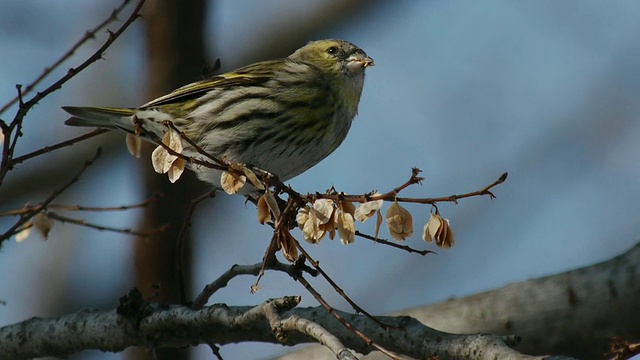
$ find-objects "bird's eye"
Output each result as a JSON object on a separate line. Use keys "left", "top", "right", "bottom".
{"left": 326, "top": 46, "right": 338, "bottom": 55}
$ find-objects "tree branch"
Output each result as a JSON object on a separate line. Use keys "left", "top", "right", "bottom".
{"left": 0, "top": 294, "right": 570, "bottom": 360}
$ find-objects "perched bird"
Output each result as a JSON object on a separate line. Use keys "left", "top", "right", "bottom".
{"left": 63, "top": 39, "right": 373, "bottom": 189}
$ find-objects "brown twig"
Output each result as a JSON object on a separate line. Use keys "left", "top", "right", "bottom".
{"left": 291, "top": 267, "right": 402, "bottom": 359}
{"left": 52, "top": 193, "right": 164, "bottom": 212}
{"left": 371, "top": 167, "right": 424, "bottom": 199}
{"left": 0, "top": 193, "right": 162, "bottom": 217}
{"left": 192, "top": 263, "right": 264, "bottom": 310}
{"left": 135, "top": 120, "right": 227, "bottom": 172}
{"left": 163, "top": 121, "right": 225, "bottom": 166}
{"left": 354, "top": 231, "right": 436, "bottom": 256}
{"left": 294, "top": 240, "right": 392, "bottom": 330}
{"left": 47, "top": 212, "right": 164, "bottom": 238}
{"left": 10, "top": 128, "right": 109, "bottom": 167}
{"left": 392, "top": 171, "right": 509, "bottom": 204}
{"left": 191, "top": 260, "right": 318, "bottom": 310}
{"left": 312, "top": 171, "right": 508, "bottom": 205}
{"left": 252, "top": 232, "right": 280, "bottom": 294}
{"left": 251, "top": 197, "right": 300, "bottom": 292}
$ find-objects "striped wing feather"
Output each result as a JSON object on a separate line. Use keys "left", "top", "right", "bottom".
{"left": 141, "top": 63, "right": 281, "bottom": 108}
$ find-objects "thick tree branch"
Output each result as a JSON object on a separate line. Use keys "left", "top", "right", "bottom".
{"left": 0, "top": 294, "right": 569, "bottom": 360}
{"left": 284, "top": 242, "right": 640, "bottom": 359}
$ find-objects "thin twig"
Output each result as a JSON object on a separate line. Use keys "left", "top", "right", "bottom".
{"left": 252, "top": 197, "right": 299, "bottom": 292}
{"left": 0, "top": 0, "right": 146, "bottom": 187}
{"left": 51, "top": 193, "right": 164, "bottom": 212}
{"left": 393, "top": 171, "right": 509, "bottom": 204}
{"left": 291, "top": 269, "right": 402, "bottom": 359}
{"left": 10, "top": 128, "right": 109, "bottom": 166}
{"left": 163, "top": 121, "right": 225, "bottom": 166}
{"left": 295, "top": 241, "right": 391, "bottom": 330}
{"left": 0, "top": 148, "right": 102, "bottom": 245}
{"left": 192, "top": 263, "right": 263, "bottom": 310}
{"left": 47, "top": 212, "right": 164, "bottom": 238}
{"left": 354, "top": 231, "right": 436, "bottom": 256}
{"left": 191, "top": 260, "right": 318, "bottom": 310}
{"left": 0, "top": 193, "right": 162, "bottom": 217}
{"left": 0, "top": 0, "right": 133, "bottom": 116}
{"left": 135, "top": 120, "right": 226, "bottom": 172}
{"left": 16, "top": 0, "right": 146, "bottom": 115}
{"left": 313, "top": 171, "right": 508, "bottom": 205}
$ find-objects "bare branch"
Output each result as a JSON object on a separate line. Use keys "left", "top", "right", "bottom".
{"left": 0, "top": 295, "right": 559, "bottom": 360}
{"left": 0, "top": 148, "right": 102, "bottom": 246}
{"left": 292, "top": 246, "right": 402, "bottom": 359}
{"left": 355, "top": 230, "right": 436, "bottom": 256}
{"left": 46, "top": 212, "right": 165, "bottom": 238}
{"left": 0, "top": 0, "right": 133, "bottom": 116}
{"left": 192, "top": 260, "right": 318, "bottom": 310}
{"left": 10, "top": 128, "right": 109, "bottom": 166}
{"left": 192, "top": 263, "right": 263, "bottom": 310}
{"left": 279, "top": 315, "right": 358, "bottom": 360}
{"left": 0, "top": 192, "right": 163, "bottom": 217}
{"left": 0, "top": 0, "right": 146, "bottom": 186}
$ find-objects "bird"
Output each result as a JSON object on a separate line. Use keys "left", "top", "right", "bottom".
{"left": 63, "top": 39, "right": 374, "bottom": 190}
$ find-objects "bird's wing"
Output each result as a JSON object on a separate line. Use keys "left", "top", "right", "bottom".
{"left": 141, "top": 60, "right": 282, "bottom": 108}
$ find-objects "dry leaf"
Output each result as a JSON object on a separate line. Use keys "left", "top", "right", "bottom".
{"left": 374, "top": 209, "right": 383, "bottom": 240}
{"left": 165, "top": 128, "right": 183, "bottom": 153}
{"left": 263, "top": 189, "right": 280, "bottom": 219}
{"left": 151, "top": 144, "right": 174, "bottom": 173}
{"left": 228, "top": 162, "right": 265, "bottom": 191}
{"left": 151, "top": 129, "right": 184, "bottom": 183}
{"left": 313, "top": 199, "right": 334, "bottom": 224}
{"left": 302, "top": 209, "right": 325, "bottom": 244}
{"left": 220, "top": 171, "right": 246, "bottom": 194}
{"left": 257, "top": 195, "right": 270, "bottom": 224}
{"left": 167, "top": 158, "right": 185, "bottom": 183}
{"left": 354, "top": 193, "right": 383, "bottom": 222}
{"left": 423, "top": 213, "right": 455, "bottom": 249}
{"left": 296, "top": 205, "right": 310, "bottom": 229}
{"left": 125, "top": 133, "right": 142, "bottom": 158}
{"left": 423, "top": 213, "right": 439, "bottom": 243}
{"left": 15, "top": 225, "right": 31, "bottom": 243}
{"left": 297, "top": 200, "right": 336, "bottom": 243}
{"left": 385, "top": 201, "right": 413, "bottom": 241}
{"left": 336, "top": 210, "right": 355, "bottom": 245}
{"left": 279, "top": 228, "right": 299, "bottom": 262}
{"left": 340, "top": 200, "right": 356, "bottom": 217}
{"left": 240, "top": 166, "right": 265, "bottom": 191}
{"left": 439, "top": 218, "right": 455, "bottom": 249}
{"left": 320, "top": 208, "right": 336, "bottom": 240}
{"left": 34, "top": 212, "right": 54, "bottom": 240}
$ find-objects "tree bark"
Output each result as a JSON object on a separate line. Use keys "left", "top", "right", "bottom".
{"left": 0, "top": 294, "right": 574, "bottom": 360}
{"left": 282, "top": 242, "right": 640, "bottom": 359}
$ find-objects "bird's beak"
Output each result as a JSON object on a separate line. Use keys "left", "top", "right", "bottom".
{"left": 347, "top": 53, "right": 375, "bottom": 71}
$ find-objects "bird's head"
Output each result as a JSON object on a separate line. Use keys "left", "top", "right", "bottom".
{"left": 290, "top": 39, "right": 374, "bottom": 76}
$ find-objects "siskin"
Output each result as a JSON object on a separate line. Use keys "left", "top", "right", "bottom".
{"left": 63, "top": 39, "right": 374, "bottom": 189}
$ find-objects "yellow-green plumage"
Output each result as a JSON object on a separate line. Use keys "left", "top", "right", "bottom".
{"left": 63, "top": 39, "right": 373, "bottom": 189}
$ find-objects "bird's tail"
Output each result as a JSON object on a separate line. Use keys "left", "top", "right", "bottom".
{"left": 63, "top": 106, "right": 137, "bottom": 132}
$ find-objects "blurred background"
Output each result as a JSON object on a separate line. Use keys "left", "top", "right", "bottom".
{"left": 1, "top": 0, "right": 639, "bottom": 359}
